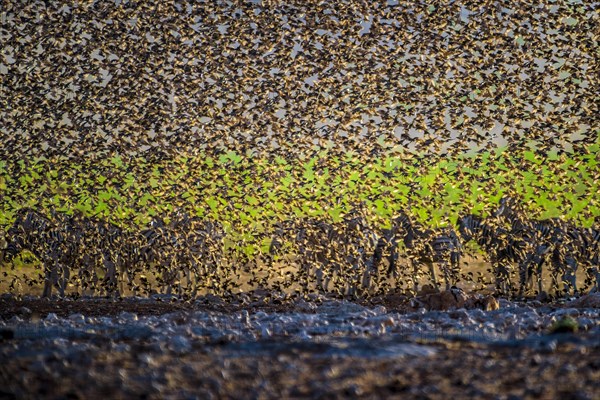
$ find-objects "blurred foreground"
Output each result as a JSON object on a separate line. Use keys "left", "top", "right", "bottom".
{"left": 1, "top": 291, "right": 599, "bottom": 399}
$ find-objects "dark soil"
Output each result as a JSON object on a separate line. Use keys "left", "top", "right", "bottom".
{"left": 0, "top": 292, "right": 414, "bottom": 319}
{"left": 1, "top": 294, "right": 599, "bottom": 400}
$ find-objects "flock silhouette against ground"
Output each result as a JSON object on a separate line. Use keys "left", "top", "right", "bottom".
{"left": 1, "top": 197, "right": 598, "bottom": 299}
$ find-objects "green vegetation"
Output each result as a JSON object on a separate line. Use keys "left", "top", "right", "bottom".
{"left": 549, "top": 316, "right": 579, "bottom": 334}
{"left": 1, "top": 143, "right": 599, "bottom": 297}
{"left": 1, "top": 145, "right": 599, "bottom": 234}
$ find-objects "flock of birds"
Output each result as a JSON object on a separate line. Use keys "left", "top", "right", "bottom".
{"left": 1, "top": 197, "right": 598, "bottom": 299}
{"left": 0, "top": 2, "right": 597, "bottom": 299}
{"left": 1, "top": 208, "right": 225, "bottom": 297}
{"left": 0, "top": 1, "right": 596, "bottom": 163}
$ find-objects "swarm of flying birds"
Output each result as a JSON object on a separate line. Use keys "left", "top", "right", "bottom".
{"left": 0, "top": 1, "right": 596, "bottom": 161}
{"left": 1, "top": 208, "right": 226, "bottom": 297}
{"left": 1, "top": 198, "right": 599, "bottom": 298}
{"left": 0, "top": 1, "right": 598, "bottom": 298}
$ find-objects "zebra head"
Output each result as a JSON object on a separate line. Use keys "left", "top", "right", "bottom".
{"left": 392, "top": 211, "right": 412, "bottom": 232}
{"left": 494, "top": 196, "right": 509, "bottom": 218}
{"left": 149, "top": 216, "right": 167, "bottom": 229}
{"left": 493, "top": 196, "right": 525, "bottom": 220}
{"left": 457, "top": 214, "right": 480, "bottom": 242}
{"left": 1, "top": 231, "right": 23, "bottom": 264}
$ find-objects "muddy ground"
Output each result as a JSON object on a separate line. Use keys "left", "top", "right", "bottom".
{"left": 0, "top": 292, "right": 599, "bottom": 399}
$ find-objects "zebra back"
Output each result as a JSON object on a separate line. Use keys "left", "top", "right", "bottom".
{"left": 5, "top": 208, "right": 54, "bottom": 259}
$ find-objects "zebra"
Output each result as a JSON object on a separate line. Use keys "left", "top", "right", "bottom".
{"left": 511, "top": 219, "right": 556, "bottom": 297}
{"left": 551, "top": 223, "right": 600, "bottom": 295}
{"left": 57, "top": 212, "right": 138, "bottom": 297}
{"left": 169, "top": 212, "right": 225, "bottom": 296}
{"left": 137, "top": 214, "right": 223, "bottom": 296}
{"left": 50, "top": 211, "right": 96, "bottom": 295}
{"left": 95, "top": 219, "right": 142, "bottom": 296}
{"left": 137, "top": 216, "right": 181, "bottom": 294}
{"left": 458, "top": 214, "right": 515, "bottom": 294}
{"left": 492, "top": 197, "right": 552, "bottom": 297}
{"left": 337, "top": 211, "right": 380, "bottom": 296}
{"left": 275, "top": 212, "right": 378, "bottom": 296}
{"left": 3, "top": 208, "right": 70, "bottom": 297}
{"left": 381, "top": 211, "right": 462, "bottom": 293}
{"left": 459, "top": 211, "right": 568, "bottom": 298}
{"left": 283, "top": 217, "right": 341, "bottom": 294}
{"left": 517, "top": 219, "right": 600, "bottom": 297}
{"left": 493, "top": 197, "right": 593, "bottom": 297}
{"left": 494, "top": 197, "right": 530, "bottom": 231}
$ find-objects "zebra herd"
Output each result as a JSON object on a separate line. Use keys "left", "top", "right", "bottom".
{"left": 458, "top": 197, "right": 600, "bottom": 297}
{"left": 1, "top": 198, "right": 599, "bottom": 298}
{"left": 0, "top": 208, "right": 224, "bottom": 297}
{"left": 373, "top": 211, "right": 462, "bottom": 294}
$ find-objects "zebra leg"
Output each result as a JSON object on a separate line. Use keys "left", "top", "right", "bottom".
{"left": 411, "top": 259, "right": 419, "bottom": 293}
{"left": 175, "top": 269, "right": 182, "bottom": 297}
{"left": 586, "top": 266, "right": 599, "bottom": 293}
{"left": 58, "top": 263, "right": 69, "bottom": 297}
{"left": 346, "top": 280, "right": 356, "bottom": 297}
{"left": 43, "top": 256, "right": 61, "bottom": 298}
{"left": 296, "top": 257, "right": 309, "bottom": 293}
{"left": 361, "top": 257, "right": 378, "bottom": 295}
{"left": 125, "top": 259, "right": 138, "bottom": 295}
{"left": 178, "top": 261, "right": 192, "bottom": 297}
{"left": 115, "top": 255, "right": 131, "bottom": 296}
{"left": 427, "top": 261, "right": 438, "bottom": 290}
{"left": 390, "top": 245, "right": 399, "bottom": 279}
{"left": 517, "top": 262, "right": 526, "bottom": 298}
{"left": 536, "top": 259, "right": 544, "bottom": 297}
{"left": 161, "top": 256, "right": 178, "bottom": 295}
{"left": 494, "top": 264, "right": 508, "bottom": 295}
{"left": 316, "top": 266, "right": 326, "bottom": 292}
{"left": 549, "top": 262, "right": 561, "bottom": 296}
{"left": 440, "top": 261, "right": 450, "bottom": 291}
{"left": 361, "top": 266, "right": 372, "bottom": 294}
{"left": 328, "top": 262, "right": 338, "bottom": 293}
{"left": 42, "top": 261, "right": 54, "bottom": 298}
{"left": 181, "top": 265, "right": 191, "bottom": 297}
{"left": 84, "top": 257, "right": 99, "bottom": 296}
{"left": 563, "top": 257, "right": 578, "bottom": 296}
{"left": 165, "top": 262, "right": 177, "bottom": 295}
{"left": 492, "top": 262, "right": 502, "bottom": 294}
{"left": 191, "top": 256, "right": 204, "bottom": 297}
{"left": 518, "top": 258, "right": 533, "bottom": 297}
{"left": 102, "top": 256, "right": 118, "bottom": 296}
{"left": 118, "top": 259, "right": 127, "bottom": 297}
{"left": 184, "top": 254, "right": 196, "bottom": 295}
{"left": 508, "top": 266, "right": 516, "bottom": 295}
{"left": 78, "top": 254, "right": 94, "bottom": 296}
{"left": 450, "top": 253, "right": 460, "bottom": 288}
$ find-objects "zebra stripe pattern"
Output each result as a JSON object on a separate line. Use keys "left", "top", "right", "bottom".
{"left": 4, "top": 208, "right": 70, "bottom": 297}
{"left": 137, "top": 214, "right": 225, "bottom": 296}
{"left": 513, "top": 219, "right": 559, "bottom": 297}
{"left": 553, "top": 224, "right": 600, "bottom": 294}
{"left": 271, "top": 212, "right": 379, "bottom": 297}
{"left": 1, "top": 202, "right": 597, "bottom": 298}
{"left": 386, "top": 211, "right": 462, "bottom": 293}
{"left": 493, "top": 197, "right": 550, "bottom": 296}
